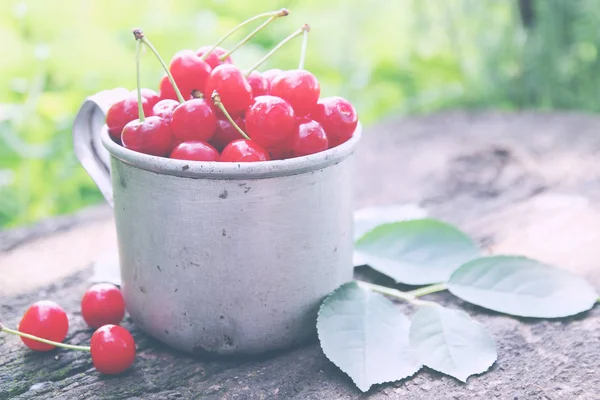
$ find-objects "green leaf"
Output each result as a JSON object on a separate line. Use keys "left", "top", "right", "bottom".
{"left": 448, "top": 256, "right": 599, "bottom": 318}
{"left": 353, "top": 204, "right": 428, "bottom": 266}
{"left": 317, "top": 282, "right": 421, "bottom": 392}
{"left": 355, "top": 219, "right": 481, "bottom": 285}
{"left": 409, "top": 305, "right": 497, "bottom": 382}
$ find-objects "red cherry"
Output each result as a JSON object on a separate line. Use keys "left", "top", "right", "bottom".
{"left": 221, "top": 139, "right": 270, "bottom": 162}
{"left": 159, "top": 75, "right": 187, "bottom": 101}
{"left": 18, "top": 300, "right": 68, "bottom": 352}
{"left": 140, "top": 88, "right": 160, "bottom": 109}
{"left": 270, "top": 69, "right": 320, "bottom": 116}
{"left": 90, "top": 325, "right": 136, "bottom": 375}
{"left": 211, "top": 117, "right": 246, "bottom": 151}
{"left": 170, "top": 99, "right": 217, "bottom": 142}
{"left": 245, "top": 95, "right": 296, "bottom": 149}
{"left": 311, "top": 96, "right": 358, "bottom": 147}
{"left": 106, "top": 92, "right": 155, "bottom": 142}
{"left": 204, "top": 65, "right": 252, "bottom": 116}
{"left": 269, "top": 147, "right": 293, "bottom": 160}
{"left": 262, "top": 68, "right": 283, "bottom": 84}
{"left": 152, "top": 99, "right": 179, "bottom": 122}
{"left": 170, "top": 141, "right": 220, "bottom": 161}
{"left": 196, "top": 45, "right": 233, "bottom": 69}
{"left": 121, "top": 116, "right": 174, "bottom": 156}
{"left": 291, "top": 119, "right": 329, "bottom": 157}
{"left": 81, "top": 283, "right": 125, "bottom": 329}
{"left": 169, "top": 50, "right": 212, "bottom": 99}
{"left": 246, "top": 71, "right": 268, "bottom": 97}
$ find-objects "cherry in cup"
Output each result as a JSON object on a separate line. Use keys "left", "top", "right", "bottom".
{"left": 168, "top": 49, "right": 212, "bottom": 99}
{"left": 204, "top": 65, "right": 253, "bottom": 116}
{"left": 121, "top": 30, "right": 174, "bottom": 157}
{"left": 270, "top": 69, "right": 320, "bottom": 117}
{"left": 221, "top": 139, "right": 271, "bottom": 162}
{"left": 245, "top": 95, "right": 296, "bottom": 149}
{"left": 170, "top": 141, "right": 220, "bottom": 161}
{"left": 246, "top": 71, "right": 268, "bottom": 97}
{"left": 290, "top": 119, "right": 329, "bottom": 157}
{"left": 311, "top": 96, "right": 358, "bottom": 147}
{"left": 170, "top": 98, "right": 217, "bottom": 142}
{"left": 196, "top": 45, "right": 232, "bottom": 69}
{"left": 105, "top": 90, "right": 158, "bottom": 142}
{"left": 211, "top": 116, "right": 247, "bottom": 151}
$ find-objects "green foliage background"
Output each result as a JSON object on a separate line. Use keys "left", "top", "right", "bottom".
{"left": 1, "top": 0, "right": 598, "bottom": 228}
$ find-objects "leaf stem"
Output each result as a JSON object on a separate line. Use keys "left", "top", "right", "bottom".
{"left": 0, "top": 324, "right": 91, "bottom": 352}
{"left": 245, "top": 24, "right": 310, "bottom": 76}
{"left": 210, "top": 91, "right": 250, "bottom": 140}
{"left": 219, "top": 10, "right": 288, "bottom": 61}
{"left": 298, "top": 25, "right": 310, "bottom": 70}
{"left": 135, "top": 39, "right": 145, "bottom": 122}
{"left": 201, "top": 9, "right": 289, "bottom": 62}
{"left": 406, "top": 283, "right": 448, "bottom": 298}
{"left": 133, "top": 29, "right": 186, "bottom": 104}
{"left": 356, "top": 281, "right": 438, "bottom": 307}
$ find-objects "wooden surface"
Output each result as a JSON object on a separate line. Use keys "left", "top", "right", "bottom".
{"left": 1, "top": 111, "right": 599, "bottom": 399}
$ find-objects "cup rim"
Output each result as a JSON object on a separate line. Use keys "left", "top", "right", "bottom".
{"left": 100, "top": 122, "right": 362, "bottom": 179}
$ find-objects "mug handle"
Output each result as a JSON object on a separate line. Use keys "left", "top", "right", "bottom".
{"left": 72, "top": 88, "right": 130, "bottom": 208}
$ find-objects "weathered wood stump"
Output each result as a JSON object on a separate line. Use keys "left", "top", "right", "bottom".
{"left": 1, "top": 111, "right": 599, "bottom": 399}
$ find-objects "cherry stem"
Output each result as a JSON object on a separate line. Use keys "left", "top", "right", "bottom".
{"left": 245, "top": 24, "right": 310, "bottom": 76}
{"left": 201, "top": 9, "right": 289, "bottom": 62}
{"left": 356, "top": 281, "right": 442, "bottom": 307}
{"left": 298, "top": 26, "right": 310, "bottom": 70}
{"left": 219, "top": 10, "right": 289, "bottom": 61}
{"left": 133, "top": 29, "right": 186, "bottom": 104}
{"left": 135, "top": 39, "right": 145, "bottom": 122}
{"left": 0, "top": 323, "right": 91, "bottom": 352}
{"left": 211, "top": 91, "right": 250, "bottom": 140}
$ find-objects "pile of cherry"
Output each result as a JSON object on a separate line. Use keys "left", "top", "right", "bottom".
{"left": 0, "top": 284, "right": 135, "bottom": 375}
{"left": 105, "top": 9, "right": 358, "bottom": 162}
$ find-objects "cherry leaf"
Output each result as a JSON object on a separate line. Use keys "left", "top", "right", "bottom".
{"left": 317, "top": 282, "right": 421, "bottom": 392}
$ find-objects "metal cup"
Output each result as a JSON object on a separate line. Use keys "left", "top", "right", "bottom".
{"left": 73, "top": 89, "right": 361, "bottom": 355}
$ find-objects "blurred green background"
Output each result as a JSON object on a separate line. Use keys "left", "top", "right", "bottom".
{"left": 1, "top": 0, "right": 599, "bottom": 228}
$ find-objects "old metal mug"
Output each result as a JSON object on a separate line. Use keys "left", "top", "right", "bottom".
{"left": 72, "top": 89, "right": 362, "bottom": 355}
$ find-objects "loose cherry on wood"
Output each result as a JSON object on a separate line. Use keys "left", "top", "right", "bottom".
{"left": 204, "top": 65, "right": 252, "bottom": 116}
{"left": 18, "top": 300, "right": 69, "bottom": 352}
{"left": 170, "top": 98, "right": 217, "bottom": 142}
{"left": 290, "top": 119, "right": 329, "bottom": 157}
{"left": 221, "top": 139, "right": 271, "bottom": 162}
{"left": 81, "top": 283, "right": 126, "bottom": 329}
{"left": 245, "top": 95, "right": 296, "bottom": 149}
{"left": 310, "top": 96, "right": 358, "bottom": 147}
{"left": 211, "top": 116, "right": 247, "bottom": 151}
{"left": 246, "top": 71, "right": 268, "bottom": 97}
{"left": 121, "top": 116, "right": 174, "bottom": 156}
{"left": 270, "top": 69, "right": 320, "bottom": 116}
{"left": 0, "top": 320, "right": 136, "bottom": 376}
{"left": 90, "top": 325, "right": 136, "bottom": 375}
{"left": 170, "top": 141, "right": 220, "bottom": 161}
{"left": 169, "top": 50, "right": 212, "bottom": 100}
{"left": 196, "top": 45, "right": 232, "bottom": 69}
